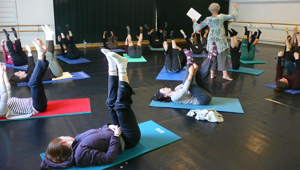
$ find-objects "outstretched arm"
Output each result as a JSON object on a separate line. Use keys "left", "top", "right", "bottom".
{"left": 193, "top": 19, "right": 208, "bottom": 33}
{"left": 224, "top": 3, "right": 238, "bottom": 21}
{"left": 171, "top": 64, "right": 197, "bottom": 102}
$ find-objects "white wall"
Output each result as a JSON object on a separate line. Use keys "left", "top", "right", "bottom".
{"left": 229, "top": 0, "right": 300, "bottom": 45}
{"left": 0, "top": 0, "right": 55, "bottom": 50}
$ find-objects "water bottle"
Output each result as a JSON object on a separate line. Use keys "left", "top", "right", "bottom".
{"left": 83, "top": 39, "right": 86, "bottom": 48}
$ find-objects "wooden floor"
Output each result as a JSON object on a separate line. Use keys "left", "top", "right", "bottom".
{"left": 0, "top": 42, "right": 299, "bottom": 170}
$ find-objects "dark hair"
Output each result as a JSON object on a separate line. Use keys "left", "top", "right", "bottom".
{"left": 45, "top": 137, "right": 72, "bottom": 163}
{"left": 275, "top": 80, "right": 289, "bottom": 92}
{"left": 9, "top": 74, "right": 24, "bottom": 84}
{"left": 151, "top": 90, "right": 172, "bottom": 102}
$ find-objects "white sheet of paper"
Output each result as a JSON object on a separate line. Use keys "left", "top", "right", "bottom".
{"left": 186, "top": 8, "right": 201, "bottom": 21}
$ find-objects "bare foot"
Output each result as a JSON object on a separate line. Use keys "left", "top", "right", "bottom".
{"left": 223, "top": 75, "right": 233, "bottom": 81}
{"left": 211, "top": 74, "right": 217, "bottom": 79}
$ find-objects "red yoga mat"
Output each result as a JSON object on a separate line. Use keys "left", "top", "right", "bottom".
{"left": 0, "top": 98, "right": 91, "bottom": 122}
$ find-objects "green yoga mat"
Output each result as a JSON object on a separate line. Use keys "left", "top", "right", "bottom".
{"left": 148, "top": 45, "right": 164, "bottom": 51}
{"left": 123, "top": 54, "right": 147, "bottom": 62}
{"left": 40, "top": 120, "right": 181, "bottom": 170}
{"left": 228, "top": 55, "right": 265, "bottom": 64}
{"left": 228, "top": 67, "right": 265, "bottom": 76}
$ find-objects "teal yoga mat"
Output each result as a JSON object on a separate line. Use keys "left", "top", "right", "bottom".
{"left": 123, "top": 54, "right": 147, "bottom": 62}
{"left": 150, "top": 97, "right": 244, "bottom": 114}
{"left": 148, "top": 45, "right": 164, "bottom": 51}
{"left": 40, "top": 120, "right": 181, "bottom": 170}
{"left": 228, "top": 55, "right": 265, "bottom": 64}
{"left": 228, "top": 67, "right": 265, "bottom": 76}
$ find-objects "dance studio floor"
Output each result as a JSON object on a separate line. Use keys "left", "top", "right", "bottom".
{"left": 0, "top": 42, "right": 299, "bottom": 170}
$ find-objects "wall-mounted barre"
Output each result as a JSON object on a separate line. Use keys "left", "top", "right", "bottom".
{"left": 228, "top": 21, "right": 299, "bottom": 27}
{"left": 0, "top": 24, "right": 50, "bottom": 33}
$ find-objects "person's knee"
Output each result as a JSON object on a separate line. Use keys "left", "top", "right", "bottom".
{"left": 201, "top": 94, "right": 212, "bottom": 105}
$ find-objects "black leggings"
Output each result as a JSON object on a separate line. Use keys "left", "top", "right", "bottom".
{"left": 184, "top": 35, "right": 204, "bottom": 54}
{"left": 164, "top": 48, "right": 186, "bottom": 73}
{"left": 68, "top": 36, "right": 80, "bottom": 56}
{"left": 7, "top": 40, "right": 28, "bottom": 66}
{"left": 230, "top": 42, "right": 241, "bottom": 70}
{"left": 59, "top": 38, "right": 80, "bottom": 60}
{"left": 148, "top": 33, "right": 163, "bottom": 48}
{"left": 106, "top": 76, "right": 141, "bottom": 149}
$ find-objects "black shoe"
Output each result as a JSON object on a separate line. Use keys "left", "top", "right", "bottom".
{"left": 170, "top": 30, "right": 174, "bottom": 40}
{"left": 11, "top": 27, "right": 18, "bottom": 38}
{"left": 2, "top": 29, "right": 10, "bottom": 40}
{"left": 231, "top": 28, "right": 238, "bottom": 36}
{"left": 144, "top": 24, "right": 149, "bottom": 30}
{"left": 56, "top": 26, "right": 62, "bottom": 34}
{"left": 163, "top": 30, "right": 167, "bottom": 41}
{"left": 65, "top": 24, "right": 70, "bottom": 31}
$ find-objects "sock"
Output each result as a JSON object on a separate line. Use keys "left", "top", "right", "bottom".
{"left": 101, "top": 49, "right": 117, "bottom": 74}
{"left": 3, "top": 29, "right": 10, "bottom": 40}
{"left": 144, "top": 24, "right": 150, "bottom": 32}
{"left": 183, "top": 49, "right": 194, "bottom": 65}
{"left": 228, "top": 30, "right": 234, "bottom": 37}
{"left": 109, "top": 52, "right": 128, "bottom": 76}
{"left": 65, "top": 24, "right": 71, "bottom": 31}
{"left": 126, "top": 26, "right": 130, "bottom": 35}
{"left": 257, "top": 29, "right": 262, "bottom": 39}
{"left": 163, "top": 31, "right": 167, "bottom": 41}
{"left": 41, "top": 26, "right": 49, "bottom": 40}
{"left": 170, "top": 30, "right": 174, "bottom": 40}
{"left": 231, "top": 28, "right": 238, "bottom": 36}
{"left": 11, "top": 28, "right": 18, "bottom": 38}
{"left": 45, "top": 25, "right": 55, "bottom": 40}
{"left": 180, "top": 29, "right": 187, "bottom": 38}
{"left": 140, "top": 26, "right": 143, "bottom": 33}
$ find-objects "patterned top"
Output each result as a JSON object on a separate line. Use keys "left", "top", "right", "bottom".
{"left": 7, "top": 97, "right": 39, "bottom": 115}
{"left": 193, "top": 9, "right": 237, "bottom": 53}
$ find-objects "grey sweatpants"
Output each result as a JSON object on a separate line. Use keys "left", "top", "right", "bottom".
{"left": 210, "top": 49, "right": 229, "bottom": 71}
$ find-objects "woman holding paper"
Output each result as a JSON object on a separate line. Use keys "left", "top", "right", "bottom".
{"left": 193, "top": 3, "right": 238, "bottom": 81}
{"left": 9, "top": 25, "right": 63, "bottom": 84}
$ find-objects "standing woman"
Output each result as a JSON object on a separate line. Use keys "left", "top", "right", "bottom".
{"left": 193, "top": 3, "right": 238, "bottom": 81}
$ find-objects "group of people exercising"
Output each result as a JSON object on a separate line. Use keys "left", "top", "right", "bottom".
{"left": 0, "top": 2, "right": 299, "bottom": 170}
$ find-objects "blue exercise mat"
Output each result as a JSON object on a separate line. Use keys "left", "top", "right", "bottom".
{"left": 228, "top": 55, "right": 265, "bottom": 64}
{"left": 17, "top": 71, "right": 90, "bottom": 87}
{"left": 156, "top": 66, "right": 186, "bottom": 81}
{"left": 123, "top": 54, "right": 147, "bottom": 62}
{"left": 265, "top": 83, "right": 300, "bottom": 94}
{"left": 191, "top": 52, "right": 208, "bottom": 58}
{"left": 56, "top": 56, "right": 91, "bottom": 64}
{"left": 100, "top": 47, "right": 126, "bottom": 53}
{"left": 40, "top": 120, "right": 181, "bottom": 170}
{"left": 228, "top": 67, "right": 265, "bottom": 76}
{"left": 6, "top": 63, "right": 27, "bottom": 70}
{"left": 148, "top": 45, "right": 164, "bottom": 51}
{"left": 150, "top": 97, "right": 244, "bottom": 114}
{"left": 255, "top": 48, "right": 260, "bottom": 52}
